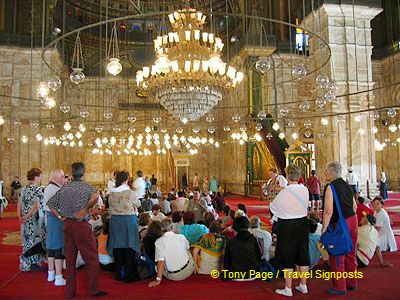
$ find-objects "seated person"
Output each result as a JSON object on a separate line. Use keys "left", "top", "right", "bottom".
{"left": 308, "top": 212, "right": 322, "bottom": 236}
{"left": 192, "top": 222, "right": 225, "bottom": 274}
{"left": 221, "top": 210, "right": 242, "bottom": 239}
{"left": 148, "top": 218, "right": 195, "bottom": 287}
{"left": 237, "top": 204, "right": 248, "bottom": 218}
{"left": 160, "top": 195, "right": 172, "bottom": 216}
{"left": 138, "top": 212, "right": 151, "bottom": 240}
{"left": 149, "top": 204, "right": 166, "bottom": 222}
{"left": 203, "top": 212, "right": 215, "bottom": 228}
{"left": 143, "top": 221, "right": 163, "bottom": 263}
{"left": 224, "top": 216, "right": 262, "bottom": 280}
{"left": 221, "top": 205, "right": 231, "bottom": 227}
{"left": 171, "top": 211, "right": 183, "bottom": 233}
{"left": 98, "top": 212, "right": 115, "bottom": 271}
{"left": 150, "top": 193, "right": 160, "bottom": 206}
{"left": 170, "top": 191, "right": 188, "bottom": 212}
{"left": 308, "top": 219, "right": 320, "bottom": 269}
{"left": 356, "top": 196, "right": 374, "bottom": 226}
{"left": 214, "top": 192, "right": 225, "bottom": 212}
{"left": 180, "top": 211, "right": 209, "bottom": 245}
{"left": 357, "top": 214, "right": 393, "bottom": 267}
{"left": 142, "top": 194, "right": 153, "bottom": 212}
{"left": 249, "top": 216, "right": 272, "bottom": 261}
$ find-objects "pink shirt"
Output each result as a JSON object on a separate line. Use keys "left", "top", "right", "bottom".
{"left": 306, "top": 175, "right": 321, "bottom": 195}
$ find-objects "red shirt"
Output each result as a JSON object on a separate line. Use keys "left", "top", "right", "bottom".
{"left": 306, "top": 175, "right": 321, "bottom": 195}
{"left": 356, "top": 203, "right": 374, "bottom": 225}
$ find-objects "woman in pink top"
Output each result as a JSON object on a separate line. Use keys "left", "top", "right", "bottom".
{"left": 306, "top": 170, "right": 322, "bottom": 212}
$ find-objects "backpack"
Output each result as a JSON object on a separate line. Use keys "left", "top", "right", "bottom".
{"left": 321, "top": 184, "right": 353, "bottom": 263}
{"left": 136, "top": 253, "right": 155, "bottom": 279}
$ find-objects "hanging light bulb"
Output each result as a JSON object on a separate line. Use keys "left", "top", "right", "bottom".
{"left": 357, "top": 128, "right": 366, "bottom": 135}
{"left": 387, "top": 108, "right": 397, "bottom": 118}
{"left": 304, "top": 130, "right": 312, "bottom": 138}
{"left": 354, "top": 114, "right": 362, "bottom": 123}
{"left": 152, "top": 116, "right": 162, "bottom": 124}
{"left": 278, "top": 132, "right": 285, "bottom": 139}
{"left": 79, "top": 109, "right": 90, "bottom": 118}
{"left": 279, "top": 107, "right": 289, "bottom": 117}
{"left": 315, "top": 97, "right": 326, "bottom": 108}
{"left": 321, "top": 118, "right": 329, "bottom": 126}
{"left": 63, "top": 121, "right": 72, "bottom": 131}
{"left": 316, "top": 73, "right": 330, "bottom": 88}
{"left": 206, "top": 115, "right": 215, "bottom": 123}
{"left": 232, "top": 114, "right": 241, "bottom": 123}
{"left": 388, "top": 124, "right": 398, "bottom": 133}
{"left": 47, "top": 76, "right": 62, "bottom": 91}
{"left": 255, "top": 123, "right": 263, "bottom": 131}
{"left": 266, "top": 132, "right": 273, "bottom": 140}
{"left": 44, "top": 97, "right": 56, "bottom": 109}
{"left": 21, "top": 135, "right": 28, "bottom": 143}
{"left": 208, "top": 127, "right": 216, "bottom": 134}
{"left": 286, "top": 120, "right": 296, "bottom": 128}
{"left": 37, "top": 81, "right": 50, "bottom": 98}
{"left": 223, "top": 126, "right": 231, "bottom": 132}
{"left": 104, "top": 110, "right": 113, "bottom": 120}
{"left": 180, "top": 117, "right": 188, "bottom": 124}
{"left": 30, "top": 120, "right": 39, "bottom": 128}
{"left": 299, "top": 101, "right": 310, "bottom": 112}
{"left": 127, "top": 114, "right": 137, "bottom": 123}
{"left": 257, "top": 110, "right": 267, "bottom": 120}
{"left": 79, "top": 123, "right": 86, "bottom": 132}
{"left": 35, "top": 133, "right": 43, "bottom": 141}
{"left": 0, "top": 116, "right": 4, "bottom": 126}
{"left": 7, "top": 137, "right": 15, "bottom": 143}
{"left": 291, "top": 132, "right": 298, "bottom": 140}
{"left": 272, "top": 122, "right": 280, "bottom": 131}
{"left": 372, "top": 126, "right": 378, "bottom": 134}
{"left": 292, "top": 63, "right": 307, "bottom": 79}
{"left": 60, "top": 102, "right": 71, "bottom": 113}
{"left": 255, "top": 56, "right": 273, "bottom": 74}
{"left": 107, "top": 58, "right": 123, "bottom": 76}
{"left": 70, "top": 68, "right": 85, "bottom": 84}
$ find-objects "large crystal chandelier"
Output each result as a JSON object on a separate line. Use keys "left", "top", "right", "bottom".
{"left": 135, "top": 8, "right": 244, "bottom": 122}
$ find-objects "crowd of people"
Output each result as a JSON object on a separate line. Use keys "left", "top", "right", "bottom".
{"left": 12, "top": 161, "right": 398, "bottom": 298}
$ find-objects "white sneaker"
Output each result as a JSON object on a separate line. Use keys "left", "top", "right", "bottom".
{"left": 47, "top": 271, "right": 55, "bottom": 282}
{"left": 275, "top": 287, "right": 293, "bottom": 297}
{"left": 295, "top": 284, "right": 308, "bottom": 294}
{"left": 54, "top": 275, "right": 66, "bottom": 286}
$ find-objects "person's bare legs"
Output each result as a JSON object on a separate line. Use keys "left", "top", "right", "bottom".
{"left": 47, "top": 256, "right": 55, "bottom": 281}
{"left": 55, "top": 259, "right": 63, "bottom": 275}
{"left": 376, "top": 247, "right": 394, "bottom": 267}
{"left": 275, "top": 268, "right": 294, "bottom": 296}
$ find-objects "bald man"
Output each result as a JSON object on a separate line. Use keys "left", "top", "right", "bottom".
{"left": 43, "top": 169, "right": 66, "bottom": 286}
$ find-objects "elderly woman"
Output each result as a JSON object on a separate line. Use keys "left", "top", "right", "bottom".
{"left": 179, "top": 211, "right": 209, "bottom": 245}
{"left": 18, "top": 168, "right": 44, "bottom": 271}
{"left": 371, "top": 196, "right": 397, "bottom": 252}
{"left": 108, "top": 171, "right": 141, "bottom": 282}
{"left": 192, "top": 221, "right": 225, "bottom": 274}
{"left": 322, "top": 161, "right": 358, "bottom": 295}
{"left": 270, "top": 164, "right": 310, "bottom": 296}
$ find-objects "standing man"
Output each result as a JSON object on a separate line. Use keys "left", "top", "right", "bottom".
{"left": 47, "top": 162, "right": 107, "bottom": 298}
{"left": 150, "top": 174, "right": 158, "bottom": 186}
{"left": 192, "top": 173, "right": 199, "bottom": 189}
{"left": 208, "top": 176, "right": 219, "bottom": 194}
{"left": 43, "top": 169, "right": 66, "bottom": 286}
{"left": 346, "top": 167, "right": 359, "bottom": 197}
{"left": 182, "top": 172, "right": 188, "bottom": 189}
{"left": 133, "top": 170, "right": 146, "bottom": 202}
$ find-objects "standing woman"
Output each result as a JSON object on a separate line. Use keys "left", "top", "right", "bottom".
{"left": 108, "top": 171, "right": 141, "bottom": 282}
{"left": 322, "top": 161, "right": 358, "bottom": 295}
{"left": 18, "top": 168, "right": 44, "bottom": 271}
{"left": 306, "top": 170, "right": 322, "bottom": 212}
{"left": 379, "top": 172, "right": 388, "bottom": 200}
{"left": 270, "top": 164, "right": 310, "bottom": 297}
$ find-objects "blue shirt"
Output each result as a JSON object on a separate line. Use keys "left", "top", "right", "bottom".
{"left": 309, "top": 233, "right": 320, "bottom": 268}
{"left": 180, "top": 224, "right": 209, "bottom": 245}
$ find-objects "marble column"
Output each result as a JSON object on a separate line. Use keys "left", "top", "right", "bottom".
{"left": 302, "top": 3, "right": 382, "bottom": 194}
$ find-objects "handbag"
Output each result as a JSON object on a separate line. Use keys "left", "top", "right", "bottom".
{"left": 321, "top": 184, "right": 353, "bottom": 260}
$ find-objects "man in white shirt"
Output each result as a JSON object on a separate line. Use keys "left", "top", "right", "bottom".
{"left": 107, "top": 171, "right": 117, "bottom": 195}
{"left": 133, "top": 170, "right": 146, "bottom": 201}
{"left": 249, "top": 216, "right": 272, "bottom": 261}
{"left": 346, "top": 167, "right": 359, "bottom": 195}
{"left": 43, "top": 169, "right": 66, "bottom": 286}
{"left": 148, "top": 218, "right": 195, "bottom": 287}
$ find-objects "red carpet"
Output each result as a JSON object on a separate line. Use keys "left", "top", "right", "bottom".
{"left": 1, "top": 198, "right": 399, "bottom": 299}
